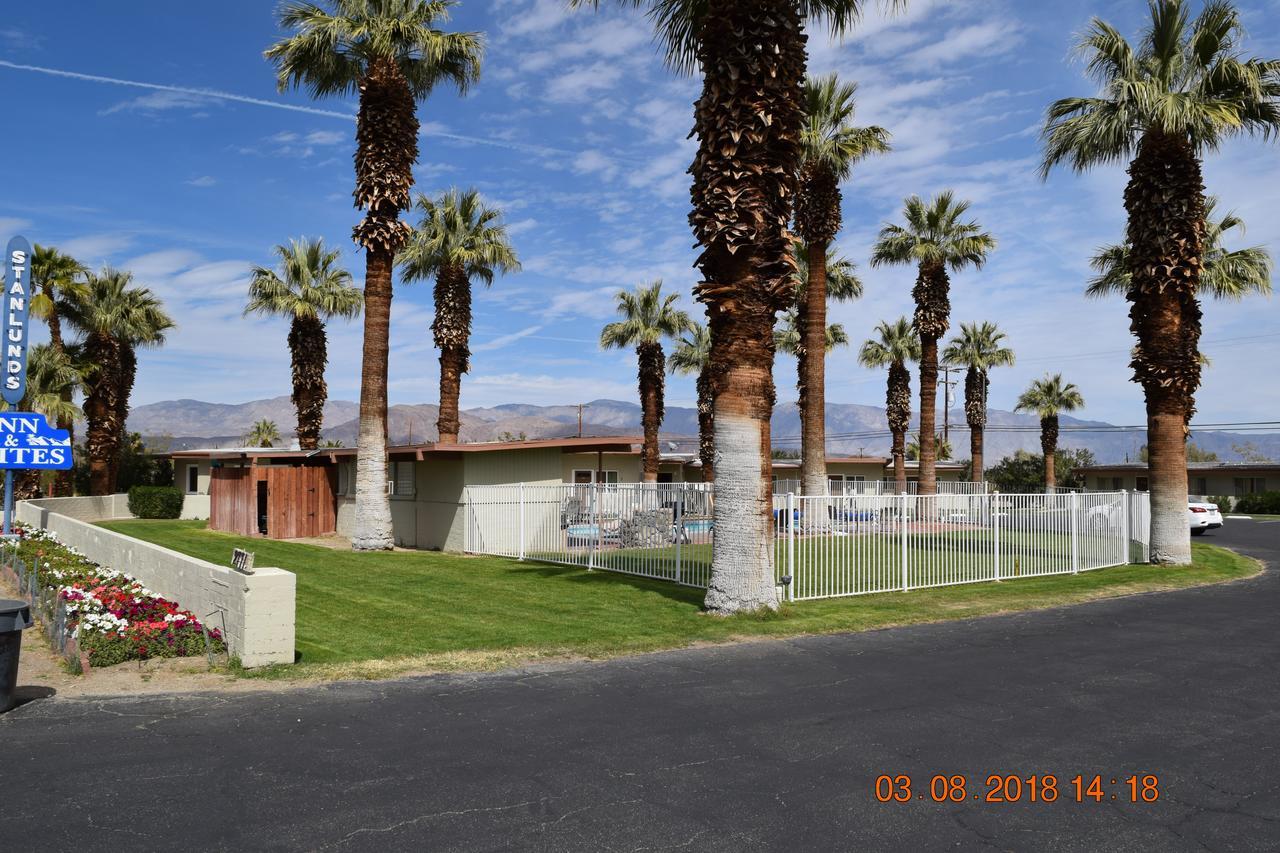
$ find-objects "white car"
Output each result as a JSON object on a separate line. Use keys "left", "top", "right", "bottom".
{"left": 1189, "top": 501, "right": 1224, "bottom": 536}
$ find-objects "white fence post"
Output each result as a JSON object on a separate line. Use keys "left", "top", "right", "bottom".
{"left": 463, "top": 487, "right": 470, "bottom": 553}
{"left": 674, "top": 494, "right": 683, "bottom": 585}
{"left": 993, "top": 490, "right": 1001, "bottom": 582}
{"left": 588, "top": 482, "right": 598, "bottom": 570}
{"left": 900, "top": 492, "right": 909, "bottom": 592}
{"left": 1070, "top": 490, "right": 1080, "bottom": 574}
{"left": 1121, "top": 489, "right": 1130, "bottom": 565}
{"left": 518, "top": 483, "right": 526, "bottom": 562}
{"left": 787, "top": 492, "right": 795, "bottom": 601}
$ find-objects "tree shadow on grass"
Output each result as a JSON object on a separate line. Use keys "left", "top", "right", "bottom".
{"left": 503, "top": 559, "right": 708, "bottom": 607}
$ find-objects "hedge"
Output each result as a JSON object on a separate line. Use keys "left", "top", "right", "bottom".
{"left": 1234, "top": 491, "right": 1280, "bottom": 515}
{"left": 127, "top": 485, "right": 184, "bottom": 519}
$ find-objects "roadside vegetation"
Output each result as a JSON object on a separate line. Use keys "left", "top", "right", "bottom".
{"left": 99, "top": 520, "right": 1257, "bottom": 681}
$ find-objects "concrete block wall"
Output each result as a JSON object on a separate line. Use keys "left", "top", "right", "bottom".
{"left": 180, "top": 493, "right": 211, "bottom": 520}
{"left": 17, "top": 497, "right": 295, "bottom": 667}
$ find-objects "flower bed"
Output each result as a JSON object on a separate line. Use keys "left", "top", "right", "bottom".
{"left": 6, "top": 524, "right": 225, "bottom": 668}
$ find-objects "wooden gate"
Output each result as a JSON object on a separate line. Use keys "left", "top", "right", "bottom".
{"left": 264, "top": 465, "right": 337, "bottom": 539}
{"left": 210, "top": 466, "right": 256, "bottom": 536}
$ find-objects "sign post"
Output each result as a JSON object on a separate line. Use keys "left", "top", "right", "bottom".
{"left": 0, "top": 234, "right": 73, "bottom": 536}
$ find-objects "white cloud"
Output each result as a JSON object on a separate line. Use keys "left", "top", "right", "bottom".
{"left": 58, "top": 233, "right": 135, "bottom": 264}
{"left": 0, "top": 217, "right": 32, "bottom": 236}
{"left": 185, "top": 175, "right": 217, "bottom": 187}
{"left": 906, "top": 20, "right": 1024, "bottom": 67}
{"left": 544, "top": 63, "right": 625, "bottom": 103}
{"left": 100, "top": 89, "right": 213, "bottom": 115}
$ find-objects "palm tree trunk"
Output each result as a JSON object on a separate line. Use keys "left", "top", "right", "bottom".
{"left": 289, "top": 315, "right": 328, "bottom": 450}
{"left": 637, "top": 342, "right": 664, "bottom": 483}
{"left": 1126, "top": 131, "right": 1204, "bottom": 566}
{"left": 84, "top": 334, "right": 118, "bottom": 497}
{"left": 1041, "top": 415, "right": 1058, "bottom": 492}
{"left": 432, "top": 264, "right": 471, "bottom": 444}
{"left": 891, "top": 428, "right": 906, "bottom": 493}
{"left": 917, "top": 334, "right": 939, "bottom": 496}
{"left": 696, "top": 370, "right": 715, "bottom": 482}
{"left": 352, "top": 249, "right": 396, "bottom": 550}
{"left": 965, "top": 367, "right": 985, "bottom": 482}
{"left": 350, "top": 56, "right": 418, "bottom": 552}
{"left": 692, "top": 0, "right": 804, "bottom": 614}
{"left": 105, "top": 343, "right": 134, "bottom": 493}
{"left": 47, "top": 303, "right": 75, "bottom": 496}
{"left": 913, "top": 262, "right": 950, "bottom": 497}
{"left": 799, "top": 239, "right": 828, "bottom": 497}
{"left": 887, "top": 361, "right": 910, "bottom": 494}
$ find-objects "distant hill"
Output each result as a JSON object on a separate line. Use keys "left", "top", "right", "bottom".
{"left": 132, "top": 395, "right": 1280, "bottom": 463}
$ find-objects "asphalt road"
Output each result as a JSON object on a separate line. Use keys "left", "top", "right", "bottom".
{"left": 2, "top": 521, "right": 1276, "bottom": 852}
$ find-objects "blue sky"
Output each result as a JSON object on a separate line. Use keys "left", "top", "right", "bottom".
{"left": 1, "top": 0, "right": 1278, "bottom": 426}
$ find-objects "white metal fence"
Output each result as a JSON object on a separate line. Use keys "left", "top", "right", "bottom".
{"left": 773, "top": 479, "right": 990, "bottom": 496}
{"left": 464, "top": 483, "right": 1151, "bottom": 601}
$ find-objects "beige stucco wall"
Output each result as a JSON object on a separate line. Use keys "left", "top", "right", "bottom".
{"left": 560, "top": 452, "right": 640, "bottom": 483}
{"left": 17, "top": 496, "right": 295, "bottom": 667}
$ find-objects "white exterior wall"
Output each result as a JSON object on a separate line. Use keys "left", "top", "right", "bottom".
{"left": 17, "top": 497, "right": 295, "bottom": 667}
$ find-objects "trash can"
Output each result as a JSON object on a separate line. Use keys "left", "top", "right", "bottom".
{"left": 0, "top": 599, "right": 33, "bottom": 713}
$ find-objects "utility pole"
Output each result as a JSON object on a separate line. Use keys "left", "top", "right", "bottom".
{"left": 939, "top": 366, "right": 960, "bottom": 443}
{"left": 577, "top": 403, "right": 589, "bottom": 438}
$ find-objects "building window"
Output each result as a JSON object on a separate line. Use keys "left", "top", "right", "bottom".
{"left": 572, "top": 469, "right": 618, "bottom": 485}
{"left": 390, "top": 461, "right": 415, "bottom": 497}
{"left": 186, "top": 465, "right": 198, "bottom": 494}
{"left": 1234, "top": 477, "right": 1266, "bottom": 496}
{"left": 1136, "top": 477, "right": 1149, "bottom": 492}
{"left": 656, "top": 472, "right": 674, "bottom": 484}
{"left": 1191, "top": 477, "right": 1208, "bottom": 496}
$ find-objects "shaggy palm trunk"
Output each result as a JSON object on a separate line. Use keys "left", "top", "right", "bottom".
{"left": 695, "top": 370, "right": 715, "bottom": 481}
{"left": 1126, "top": 131, "right": 1204, "bottom": 566}
{"left": 1041, "top": 415, "right": 1058, "bottom": 492}
{"left": 965, "top": 367, "right": 986, "bottom": 482}
{"left": 913, "top": 262, "right": 950, "bottom": 496}
{"left": 795, "top": 163, "right": 839, "bottom": 498}
{"left": 45, "top": 293, "right": 74, "bottom": 496}
{"left": 692, "top": 0, "right": 804, "bottom": 614}
{"left": 637, "top": 342, "right": 665, "bottom": 482}
{"left": 887, "top": 361, "right": 910, "bottom": 494}
{"left": 432, "top": 264, "right": 470, "bottom": 445}
{"left": 84, "top": 333, "right": 119, "bottom": 497}
{"left": 350, "top": 57, "right": 418, "bottom": 551}
{"left": 289, "top": 315, "right": 328, "bottom": 451}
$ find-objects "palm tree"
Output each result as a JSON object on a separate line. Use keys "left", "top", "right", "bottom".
{"left": 60, "top": 269, "right": 173, "bottom": 496}
{"left": 870, "top": 192, "right": 995, "bottom": 495}
{"left": 1087, "top": 198, "right": 1272, "bottom": 302}
{"left": 941, "top": 321, "right": 1015, "bottom": 482}
{"left": 400, "top": 188, "right": 520, "bottom": 443}
{"left": 245, "top": 419, "right": 282, "bottom": 448}
{"left": 775, "top": 309, "right": 849, "bottom": 355}
{"left": 667, "top": 322, "right": 715, "bottom": 482}
{"left": 30, "top": 245, "right": 88, "bottom": 496}
{"left": 600, "top": 281, "right": 693, "bottom": 482}
{"left": 3, "top": 344, "right": 84, "bottom": 499}
{"left": 574, "top": 0, "right": 897, "bottom": 614}
{"left": 1041, "top": 0, "right": 1280, "bottom": 564}
{"left": 246, "top": 238, "right": 362, "bottom": 450}
{"left": 794, "top": 74, "right": 889, "bottom": 498}
{"left": 1015, "top": 374, "right": 1085, "bottom": 492}
{"left": 858, "top": 318, "right": 920, "bottom": 493}
{"left": 267, "top": 0, "right": 483, "bottom": 551}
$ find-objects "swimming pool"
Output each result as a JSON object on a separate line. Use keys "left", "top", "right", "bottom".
{"left": 681, "top": 519, "right": 714, "bottom": 535}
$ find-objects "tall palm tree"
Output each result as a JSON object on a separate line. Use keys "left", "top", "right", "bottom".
{"left": 775, "top": 309, "right": 849, "bottom": 355}
{"left": 600, "top": 281, "right": 693, "bottom": 482}
{"left": 246, "top": 238, "right": 362, "bottom": 450}
{"left": 871, "top": 192, "right": 995, "bottom": 495}
{"left": 245, "top": 419, "right": 282, "bottom": 448}
{"left": 1015, "top": 374, "right": 1085, "bottom": 492}
{"left": 941, "top": 321, "right": 1015, "bottom": 482}
{"left": 794, "top": 73, "right": 888, "bottom": 497}
{"left": 667, "top": 322, "right": 715, "bottom": 482}
{"left": 1041, "top": 0, "right": 1280, "bottom": 563}
{"left": 574, "top": 0, "right": 897, "bottom": 614}
{"left": 1087, "top": 198, "right": 1272, "bottom": 302}
{"left": 400, "top": 188, "right": 520, "bottom": 443}
{"left": 30, "top": 245, "right": 88, "bottom": 496}
{"left": 61, "top": 269, "right": 173, "bottom": 496}
{"left": 267, "top": 0, "right": 483, "bottom": 551}
{"left": 858, "top": 318, "right": 919, "bottom": 493}
{"left": 2, "top": 344, "right": 84, "bottom": 499}
{"left": 907, "top": 432, "right": 951, "bottom": 462}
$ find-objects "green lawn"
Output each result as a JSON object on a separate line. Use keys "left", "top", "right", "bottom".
{"left": 98, "top": 519, "right": 1259, "bottom": 680}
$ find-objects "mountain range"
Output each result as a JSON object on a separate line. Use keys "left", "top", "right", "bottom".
{"left": 129, "top": 396, "right": 1279, "bottom": 465}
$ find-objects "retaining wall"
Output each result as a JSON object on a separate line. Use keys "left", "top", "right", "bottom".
{"left": 16, "top": 496, "right": 295, "bottom": 667}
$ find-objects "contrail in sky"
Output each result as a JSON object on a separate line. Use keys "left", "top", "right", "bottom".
{"left": 0, "top": 59, "right": 568, "bottom": 156}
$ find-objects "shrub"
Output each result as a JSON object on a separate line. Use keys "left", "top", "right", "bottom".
{"left": 1208, "top": 495, "right": 1233, "bottom": 512}
{"left": 128, "top": 485, "right": 184, "bottom": 519}
{"left": 1235, "top": 491, "right": 1280, "bottom": 515}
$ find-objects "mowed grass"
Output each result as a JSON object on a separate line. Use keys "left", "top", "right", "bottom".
{"left": 99, "top": 519, "right": 1259, "bottom": 680}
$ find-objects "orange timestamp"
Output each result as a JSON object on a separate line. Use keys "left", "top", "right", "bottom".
{"left": 873, "top": 774, "right": 1161, "bottom": 804}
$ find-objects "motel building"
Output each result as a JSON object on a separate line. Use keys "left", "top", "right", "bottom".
{"left": 1079, "top": 461, "right": 1280, "bottom": 503}
{"left": 168, "top": 437, "right": 970, "bottom": 550}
